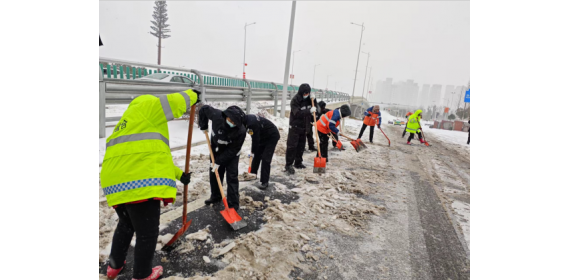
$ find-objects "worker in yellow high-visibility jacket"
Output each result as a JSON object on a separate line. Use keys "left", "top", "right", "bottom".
{"left": 405, "top": 109, "right": 425, "bottom": 145}
{"left": 101, "top": 89, "right": 199, "bottom": 280}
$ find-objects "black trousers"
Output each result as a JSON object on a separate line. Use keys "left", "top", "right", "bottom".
{"left": 109, "top": 200, "right": 160, "bottom": 279}
{"left": 467, "top": 131, "right": 470, "bottom": 144}
{"left": 209, "top": 154, "right": 240, "bottom": 209}
{"left": 306, "top": 125, "right": 315, "bottom": 149}
{"left": 316, "top": 131, "right": 337, "bottom": 160}
{"left": 407, "top": 132, "right": 423, "bottom": 142}
{"left": 251, "top": 131, "right": 280, "bottom": 184}
{"left": 358, "top": 124, "right": 375, "bottom": 141}
{"left": 286, "top": 126, "right": 306, "bottom": 166}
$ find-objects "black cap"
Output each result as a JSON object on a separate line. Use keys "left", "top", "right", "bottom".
{"left": 318, "top": 101, "right": 327, "bottom": 108}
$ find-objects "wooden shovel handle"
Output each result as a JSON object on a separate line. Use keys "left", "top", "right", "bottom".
{"left": 204, "top": 130, "right": 226, "bottom": 200}
{"left": 311, "top": 98, "right": 323, "bottom": 158}
{"left": 182, "top": 105, "right": 196, "bottom": 223}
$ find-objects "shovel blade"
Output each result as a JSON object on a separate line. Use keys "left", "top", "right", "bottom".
{"left": 162, "top": 219, "right": 192, "bottom": 250}
{"left": 220, "top": 198, "right": 247, "bottom": 231}
{"left": 313, "top": 157, "right": 326, "bottom": 173}
{"left": 356, "top": 139, "right": 368, "bottom": 149}
{"left": 350, "top": 141, "right": 360, "bottom": 152}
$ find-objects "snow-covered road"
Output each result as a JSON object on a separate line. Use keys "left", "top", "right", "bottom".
{"left": 99, "top": 108, "right": 470, "bottom": 280}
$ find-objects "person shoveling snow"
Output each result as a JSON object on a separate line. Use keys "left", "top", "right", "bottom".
{"left": 405, "top": 110, "right": 426, "bottom": 145}
{"left": 100, "top": 89, "right": 198, "bottom": 280}
{"left": 243, "top": 114, "right": 280, "bottom": 189}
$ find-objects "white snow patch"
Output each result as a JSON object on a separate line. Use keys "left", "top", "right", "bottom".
{"left": 451, "top": 200, "right": 470, "bottom": 249}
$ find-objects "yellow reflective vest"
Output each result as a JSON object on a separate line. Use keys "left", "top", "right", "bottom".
{"left": 101, "top": 89, "right": 198, "bottom": 207}
{"left": 405, "top": 109, "right": 423, "bottom": 134}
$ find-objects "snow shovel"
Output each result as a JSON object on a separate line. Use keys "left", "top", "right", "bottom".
{"left": 329, "top": 133, "right": 359, "bottom": 152}
{"left": 378, "top": 127, "right": 391, "bottom": 147}
{"left": 417, "top": 122, "right": 430, "bottom": 147}
{"left": 248, "top": 155, "right": 253, "bottom": 173}
{"left": 311, "top": 98, "right": 326, "bottom": 174}
{"left": 163, "top": 104, "right": 196, "bottom": 250}
{"left": 327, "top": 133, "right": 344, "bottom": 150}
{"left": 204, "top": 131, "right": 247, "bottom": 231}
{"left": 340, "top": 133, "right": 367, "bottom": 151}
{"left": 239, "top": 155, "right": 257, "bottom": 182}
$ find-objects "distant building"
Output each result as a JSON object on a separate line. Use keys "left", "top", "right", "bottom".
{"left": 420, "top": 84, "right": 431, "bottom": 107}
{"left": 374, "top": 78, "right": 393, "bottom": 103}
{"left": 429, "top": 84, "right": 442, "bottom": 106}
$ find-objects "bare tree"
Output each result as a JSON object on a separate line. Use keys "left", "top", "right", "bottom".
{"left": 150, "top": 1, "right": 171, "bottom": 68}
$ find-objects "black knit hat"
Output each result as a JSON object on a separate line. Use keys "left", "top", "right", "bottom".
{"left": 318, "top": 101, "right": 327, "bottom": 108}
{"left": 340, "top": 105, "right": 351, "bottom": 118}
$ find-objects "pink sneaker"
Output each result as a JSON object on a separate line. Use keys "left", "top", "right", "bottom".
{"left": 133, "top": 266, "right": 163, "bottom": 280}
{"left": 106, "top": 261, "right": 126, "bottom": 280}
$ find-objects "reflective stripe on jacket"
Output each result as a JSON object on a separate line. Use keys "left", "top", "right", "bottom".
{"left": 317, "top": 109, "right": 341, "bottom": 134}
{"left": 405, "top": 109, "right": 423, "bottom": 134}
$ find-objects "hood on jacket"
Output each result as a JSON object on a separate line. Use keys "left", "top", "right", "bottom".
{"left": 297, "top": 83, "right": 311, "bottom": 96}
{"left": 222, "top": 105, "right": 246, "bottom": 128}
{"left": 411, "top": 109, "right": 423, "bottom": 118}
{"left": 340, "top": 104, "right": 351, "bottom": 118}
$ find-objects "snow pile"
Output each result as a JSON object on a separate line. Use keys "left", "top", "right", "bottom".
{"left": 98, "top": 101, "right": 400, "bottom": 279}
{"left": 422, "top": 128, "right": 470, "bottom": 148}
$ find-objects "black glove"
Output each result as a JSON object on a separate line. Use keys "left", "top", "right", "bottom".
{"left": 180, "top": 172, "right": 191, "bottom": 185}
{"left": 193, "top": 89, "right": 202, "bottom": 104}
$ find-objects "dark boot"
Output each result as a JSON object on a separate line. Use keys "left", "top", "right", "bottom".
{"left": 205, "top": 197, "right": 221, "bottom": 205}
{"left": 285, "top": 165, "right": 295, "bottom": 175}
{"left": 294, "top": 163, "right": 307, "bottom": 169}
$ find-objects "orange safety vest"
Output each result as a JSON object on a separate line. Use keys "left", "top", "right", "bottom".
{"left": 363, "top": 111, "right": 380, "bottom": 126}
{"left": 317, "top": 109, "right": 340, "bottom": 134}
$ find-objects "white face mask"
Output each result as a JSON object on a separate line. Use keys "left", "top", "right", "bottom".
{"left": 227, "top": 120, "right": 236, "bottom": 128}
{"left": 303, "top": 95, "right": 309, "bottom": 99}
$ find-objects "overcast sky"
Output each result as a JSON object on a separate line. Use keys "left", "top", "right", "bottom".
{"left": 99, "top": 1, "right": 469, "bottom": 95}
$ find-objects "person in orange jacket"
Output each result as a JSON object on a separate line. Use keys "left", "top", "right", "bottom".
{"left": 358, "top": 105, "right": 381, "bottom": 143}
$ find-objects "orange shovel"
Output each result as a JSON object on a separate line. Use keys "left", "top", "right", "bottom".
{"left": 204, "top": 131, "right": 247, "bottom": 231}
{"left": 311, "top": 98, "right": 326, "bottom": 174}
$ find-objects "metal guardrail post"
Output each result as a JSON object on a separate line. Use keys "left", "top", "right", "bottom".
{"left": 271, "top": 82, "right": 278, "bottom": 117}
{"left": 191, "top": 69, "right": 205, "bottom": 101}
{"left": 99, "top": 66, "right": 106, "bottom": 138}
{"left": 243, "top": 79, "right": 252, "bottom": 114}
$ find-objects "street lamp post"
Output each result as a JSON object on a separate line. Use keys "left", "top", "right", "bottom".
{"left": 243, "top": 22, "right": 256, "bottom": 79}
{"left": 350, "top": 22, "right": 365, "bottom": 102}
{"left": 313, "top": 64, "right": 320, "bottom": 87}
{"left": 281, "top": 1, "right": 296, "bottom": 118}
{"left": 290, "top": 49, "right": 301, "bottom": 86}
{"left": 361, "top": 51, "right": 370, "bottom": 98}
